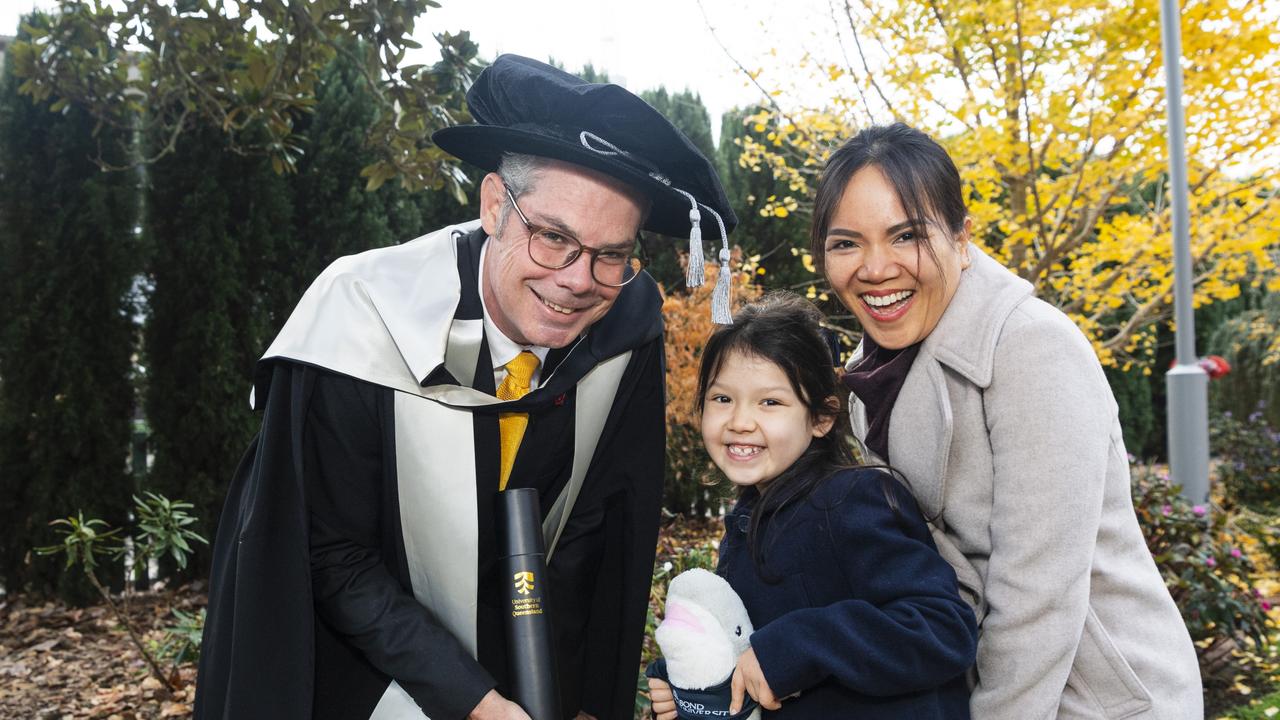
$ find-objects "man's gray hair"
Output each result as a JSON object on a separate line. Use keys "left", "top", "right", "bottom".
{"left": 493, "top": 151, "right": 653, "bottom": 234}
{"left": 495, "top": 152, "right": 553, "bottom": 231}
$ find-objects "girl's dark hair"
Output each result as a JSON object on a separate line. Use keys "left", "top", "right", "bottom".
{"left": 696, "top": 292, "right": 858, "bottom": 579}
{"left": 809, "top": 122, "right": 967, "bottom": 275}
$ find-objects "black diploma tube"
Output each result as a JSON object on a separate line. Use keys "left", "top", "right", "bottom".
{"left": 499, "top": 488, "right": 562, "bottom": 720}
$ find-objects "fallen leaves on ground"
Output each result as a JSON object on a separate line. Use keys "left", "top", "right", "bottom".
{"left": 0, "top": 584, "right": 205, "bottom": 719}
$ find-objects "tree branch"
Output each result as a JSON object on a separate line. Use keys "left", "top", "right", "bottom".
{"left": 924, "top": 0, "right": 972, "bottom": 95}
{"left": 85, "top": 568, "right": 177, "bottom": 694}
{"left": 695, "top": 0, "right": 820, "bottom": 149}
{"left": 843, "top": 1, "right": 899, "bottom": 119}
{"left": 828, "top": 0, "right": 879, "bottom": 125}
{"left": 1013, "top": 0, "right": 1045, "bottom": 226}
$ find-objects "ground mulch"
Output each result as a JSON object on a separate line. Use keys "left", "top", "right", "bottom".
{"left": 0, "top": 519, "right": 728, "bottom": 720}
{"left": 0, "top": 584, "right": 204, "bottom": 719}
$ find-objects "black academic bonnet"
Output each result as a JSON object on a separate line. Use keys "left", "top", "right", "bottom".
{"left": 432, "top": 54, "right": 737, "bottom": 242}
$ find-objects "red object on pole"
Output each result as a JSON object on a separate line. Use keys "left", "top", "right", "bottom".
{"left": 1168, "top": 355, "right": 1231, "bottom": 380}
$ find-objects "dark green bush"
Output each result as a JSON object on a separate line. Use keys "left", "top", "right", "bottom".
{"left": 1207, "top": 292, "right": 1280, "bottom": 430}
{"left": 1107, "top": 365, "right": 1156, "bottom": 458}
{"left": 1211, "top": 405, "right": 1280, "bottom": 512}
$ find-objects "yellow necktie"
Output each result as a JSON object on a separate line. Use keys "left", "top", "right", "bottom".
{"left": 496, "top": 351, "right": 540, "bottom": 490}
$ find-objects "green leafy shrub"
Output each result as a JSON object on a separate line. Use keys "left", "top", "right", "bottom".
{"left": 1236, "top": 511, "right": 1280, "bottom": 573}
{"left": 1133, "top": 467, "right": 1272, "bottom": 645}
{"left": 1106, "top": 364, "right": 1156, "bottom": 459}
{"left": 153, "top": 607, "right": 206, "bottom": 667}
{"left": 34, "top": 493, "right": 208, "bottom": 694}
{"left": 1132, "top": 466, "right": 1277, "bottom": 709}
{"left": 1211, "top": 405, "right": 1280, "bottom": 512}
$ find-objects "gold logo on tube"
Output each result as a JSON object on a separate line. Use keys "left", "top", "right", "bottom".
{"left": 513, "top": 571, "right": 535, "bottom": 595}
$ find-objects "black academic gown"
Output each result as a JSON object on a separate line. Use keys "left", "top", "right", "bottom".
{"left": 194, "top": 223, "right": 666, "bottom": 720}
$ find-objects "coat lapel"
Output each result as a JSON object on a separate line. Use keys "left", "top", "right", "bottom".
{"left": 922, "top": 246, "right": 1033, "bottom": 389}
{"left": 883, "top": 245, "right": 1033, "bottom": 521}
{"left": 888, "top": 359, "right": 952, "bottom": 520}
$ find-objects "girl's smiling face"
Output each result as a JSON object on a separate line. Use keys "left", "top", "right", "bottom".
{"left": 700, "top": 350, "right": 835, "bottom": 488}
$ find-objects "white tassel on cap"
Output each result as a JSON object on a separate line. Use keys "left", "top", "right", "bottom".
{"left": 712, "top": 246, "right": 733, "bottom": 324}
{"left": 669, "top": 187, "right": 707, "bottom": 289}
{"left": 578, "top": 130, "right": 734, "bottom": 316}
{"left": 702, "top": 203, "right": 732, "bottom": 323}
{"left": 686, "top": 207, "right": 706, "bottom": 288}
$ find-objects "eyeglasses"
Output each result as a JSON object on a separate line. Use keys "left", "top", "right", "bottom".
{"left": 503, "top": 185, "right": 646, "bottom": 288}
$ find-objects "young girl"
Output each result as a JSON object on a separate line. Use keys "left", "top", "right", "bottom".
{"left": 648, "top": 292, "right": 977, "bottom": 719}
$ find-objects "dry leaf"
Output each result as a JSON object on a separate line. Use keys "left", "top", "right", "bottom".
{"left": 30, "top": 638, "right": 59, "bottom": 652}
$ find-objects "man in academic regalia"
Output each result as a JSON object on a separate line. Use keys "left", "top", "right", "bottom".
{"left": 192, "top": 55, "right": 735, "bottom": 720}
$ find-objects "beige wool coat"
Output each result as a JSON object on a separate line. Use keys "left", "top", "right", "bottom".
{"left": 846, "top": 246, "right": 1202, "bottom": 719}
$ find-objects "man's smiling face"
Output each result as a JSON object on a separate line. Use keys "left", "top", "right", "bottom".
{"left": 479, "top": 159, "right": 647, "bottom": 349}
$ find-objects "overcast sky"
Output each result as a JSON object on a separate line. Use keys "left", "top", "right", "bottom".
{"left": 1, "top": 0, "right": 52, "bottom": 33}
{"left": 418, "top": 0, "right": 823, "bottom": 131}
{"left": 0, "top": 0, "right": 834, "bottom": 141}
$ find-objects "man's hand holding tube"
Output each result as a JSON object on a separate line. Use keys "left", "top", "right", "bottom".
{"left": 467, "top": 690, "right": 598, "bottom": 720}
{"left": 468, "top": 689, "right": 531, "bottom": 720}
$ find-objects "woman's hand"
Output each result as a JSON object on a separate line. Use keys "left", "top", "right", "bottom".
{"left": 646, "top": 677, "right": 677, "bottom": 720}
{"left": 730, "top": 646, "right": 781, "bottom": 712}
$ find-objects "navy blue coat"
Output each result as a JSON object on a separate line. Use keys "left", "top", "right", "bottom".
{"left": 717, "top": 468, "right": 977, "bottom": 719}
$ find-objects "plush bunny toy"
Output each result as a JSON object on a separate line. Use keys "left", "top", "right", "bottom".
{"left": 646, "top": 568, "right": 761, "bottom": 720}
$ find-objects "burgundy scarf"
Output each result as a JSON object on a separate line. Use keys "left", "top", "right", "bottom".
{"left": 842, "top": 335, "right": 922, "bottom": 463}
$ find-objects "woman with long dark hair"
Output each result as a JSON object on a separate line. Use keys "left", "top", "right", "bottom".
{"left": 813, "top": 123, "right": 1202, "bottom": 718}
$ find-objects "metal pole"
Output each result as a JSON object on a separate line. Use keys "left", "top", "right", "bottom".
{"left": 1159, "top": 0, "right": 1210, "bottom": 504}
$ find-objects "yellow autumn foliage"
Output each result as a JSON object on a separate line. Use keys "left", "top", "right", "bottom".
{"left": 734, "top": 0, "right": 1280, "bottom": 366}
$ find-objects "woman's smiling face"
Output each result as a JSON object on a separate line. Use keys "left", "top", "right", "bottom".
{"left": 823, "top": 165, "right": 971, "bottom": 350}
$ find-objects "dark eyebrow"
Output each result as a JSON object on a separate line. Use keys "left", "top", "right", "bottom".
{"left": 531, "top": 212, "right": 636, "bottom": 251}
{"left": 886, "top": 219, "right": 930, "bottom": 235}
{"left": 826, "top": 227, "right": 863, "bottom": 239}
{"left": 827, "top": 219, "right": 929, "bottom": 239}
{"left": 705, "top": 378, "right": 792, "bottom": 396}
{"left": 528, "top": 212, "right": 579, "bottom": 238}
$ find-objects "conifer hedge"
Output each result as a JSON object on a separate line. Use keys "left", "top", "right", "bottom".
{"left": 0, "top": 20, "right": 139, "bottom": 599}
